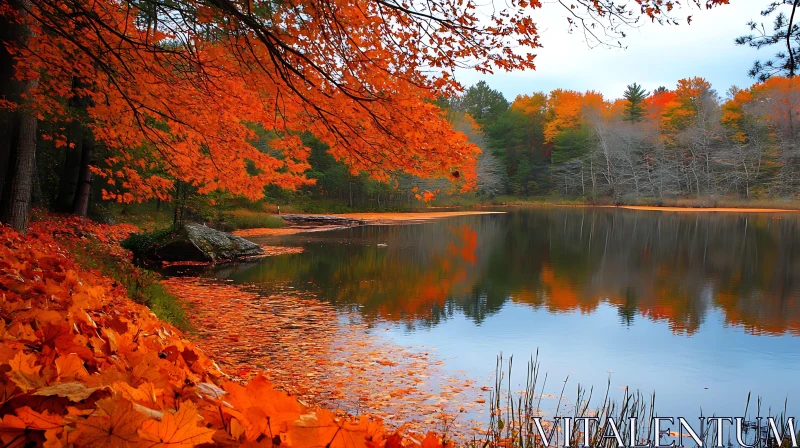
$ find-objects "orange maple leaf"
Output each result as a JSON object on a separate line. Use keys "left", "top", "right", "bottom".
{"left": 138, "top": 401, "right": 215, "bottom": 447}
{"left": 8, "top": 351, "right": 46, "bottom": 392}
{"left": 288, "top": 409, "right": 372, "bottom": 448}
{"left": 14, "top": 407, "right": 64, "bottom": 430}
{"left": 73, "top": 397, "right": 148, "bottom": 447}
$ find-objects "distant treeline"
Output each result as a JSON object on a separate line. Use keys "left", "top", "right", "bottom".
{"left": 444, "top": 77, "right": 800, "bottom": 202}
{"left": 267, "top": 75, "right": 800, "bottom": 206}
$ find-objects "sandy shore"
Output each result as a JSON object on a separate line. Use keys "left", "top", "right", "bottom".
{"left": 613, "top": 205, "right": 799, "bottom": 213}
{"left": 232, "top": 210, "right": 504, "bottom": 238}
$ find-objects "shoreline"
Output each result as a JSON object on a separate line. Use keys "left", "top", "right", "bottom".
{"left": 232, "top": 206, "right": 798, "bottom": 239}
{"left": 232, "top": 210, "right": 505, "bottom": 238}
{"left": 606, "top": 205, "right": 800, "bottom": 213}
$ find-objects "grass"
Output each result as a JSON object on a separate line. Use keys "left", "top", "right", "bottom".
{"left": 468, "top": 353, "right": 655, "bottom": 447}
{"left": 217, "top": 209, "right": 286, "bottom": 230}
{"left": 69, "top": 237, "right": 192, "bottom": 331}
{"left": 99, "top": 201, "right": 288, "bottom": 231}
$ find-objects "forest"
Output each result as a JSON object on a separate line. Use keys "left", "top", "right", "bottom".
{"left": 19, "top": 74, "right": 800, "bottom": 223}
{"left": 15, "top": 71, "right": 800, "bottom": 224}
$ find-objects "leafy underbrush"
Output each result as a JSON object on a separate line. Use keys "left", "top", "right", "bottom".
{"left": 120, "top": 227, "right": 172, "bottom": 257}
{"left": 90, "top": 201, "right": 174, "bottom": 230}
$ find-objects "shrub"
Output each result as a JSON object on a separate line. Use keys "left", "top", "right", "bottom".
{"left": 121, "top": 227, "right": 173, "bottom": 255}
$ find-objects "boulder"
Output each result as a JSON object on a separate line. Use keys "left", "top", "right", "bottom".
{"left": 144, "top": 223, "right": 264, "bottom": 263}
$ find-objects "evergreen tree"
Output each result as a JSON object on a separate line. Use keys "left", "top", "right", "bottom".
{"left": 623, "top": 83, "right": 648, "bottom": 123}
{"left": 736, "top": 2, "right": 800, "bottom": 81}
{"left": 455, "top": 81, "right": 509, "bottom": 126}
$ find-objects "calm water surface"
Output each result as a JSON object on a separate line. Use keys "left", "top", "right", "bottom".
{"left": 204, "top": 208, "right": 800, "bottom": 418}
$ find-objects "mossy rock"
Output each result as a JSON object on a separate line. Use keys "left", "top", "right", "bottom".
{"left": 143, "top": 223, "right": 264, "bottom": 263}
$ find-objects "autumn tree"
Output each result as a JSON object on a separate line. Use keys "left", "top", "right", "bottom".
{"left": 1, "top": 0, "right": 541, "bottom": 232}
{"left": 735, "top": 77, "right": 800, "bottom": 194}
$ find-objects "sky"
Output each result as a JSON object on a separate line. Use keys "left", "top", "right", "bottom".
{"left": 454, "top": 1, "right": 771, "bottom": 101}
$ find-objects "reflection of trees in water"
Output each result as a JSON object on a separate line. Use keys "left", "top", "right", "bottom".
{"left": 501, "top": 209, "right": 800, "bottom": 335}
{"left": 208, "top": 210, "right": 800, "bottom": 335}
{"left": 208, "top": 216, "right": 507, "bottom": 328}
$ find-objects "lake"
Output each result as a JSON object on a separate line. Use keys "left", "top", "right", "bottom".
{"left": 202, "top": 207, "right": 800, "bottom": 422}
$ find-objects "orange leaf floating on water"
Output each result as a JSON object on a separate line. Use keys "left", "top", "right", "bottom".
{"left": 288, "top": 408, "right": 374, "bottom": 448}
{"left": 163, "top": 276, "right": 482, "bottom": 439}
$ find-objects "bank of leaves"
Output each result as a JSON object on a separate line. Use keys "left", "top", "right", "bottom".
{"left": 0, "top": 220, "right": 453, "bottom": 447}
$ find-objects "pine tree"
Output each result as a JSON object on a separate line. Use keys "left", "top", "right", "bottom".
{"left": 623, "top": 83, "right": 649, "bottom": 123}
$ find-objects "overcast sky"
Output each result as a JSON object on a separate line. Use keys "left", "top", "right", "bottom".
{"left": 454, "top": 1, "right": 771, "bottom": 101}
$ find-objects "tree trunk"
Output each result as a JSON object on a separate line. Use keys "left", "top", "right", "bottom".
{"left": 348, "top": 181, "right": 353, "bottom": 208}
{"left": 55, "top": 136, "right": 82, "bottom": 211}
{"left": 173, "top": 181, "right": 182, "bottom": 231}
{"left": 71, "top": 130, "right": 94, "bottom": 216}
{"left": 57, "top": 76, "right": 94, "bottom": 212}
{"left": 55, "top": 127, "right": 83, "bottom": 211}
{"left": 0, "top": 81, "right": 39, "bottom": 232}
{"left": 0, "top": 4, "right": 23, "bottom": 202}
{"left": 0, "top": 0, "right": 38, "bottom": 232}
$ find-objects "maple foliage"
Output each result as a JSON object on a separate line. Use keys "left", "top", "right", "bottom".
{"left": 1, "top": 0, "right": 547, "bottom": 205}
{"left": 645, "top": 89, "right": 677, "bottom": 123}
{"left": 543, "top": 90, "right": 586, "bottom": 143}
{"left": 658, "top": 77, "right": 715, "bottom": 134}
{"left": 0, "top": 219, "right": 455, "bottom": 447}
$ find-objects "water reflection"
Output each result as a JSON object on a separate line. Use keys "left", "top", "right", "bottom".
{"left": 206, "top": 208, "right": 800, "bottom": 336}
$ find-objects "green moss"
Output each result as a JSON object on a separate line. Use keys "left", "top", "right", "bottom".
{"left": 70, "top": 238, "right": 192, "bottom": 332}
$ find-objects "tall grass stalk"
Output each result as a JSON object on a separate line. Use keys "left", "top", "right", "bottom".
{"left": 474, "top": 354, "right": 797, "bottom": 448}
